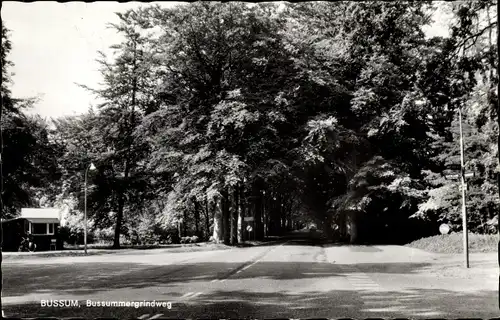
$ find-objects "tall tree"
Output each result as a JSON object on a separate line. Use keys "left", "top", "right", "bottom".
{"left": 1, "top": 24, "right": 61, "bottom": 218}
{"left": 78, "top": 8, "right": 162, "bottom": 248}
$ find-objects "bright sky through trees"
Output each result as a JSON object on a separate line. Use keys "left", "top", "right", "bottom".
{"left": 2, "top": 1, "right": 450, "bottom": 119}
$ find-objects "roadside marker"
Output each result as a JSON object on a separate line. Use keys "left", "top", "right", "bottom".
{"left": 138, "top": 314, "right": 150, "bottom": 319}
{"left": 148, "top": 314, "right": 163, "bottom": 320}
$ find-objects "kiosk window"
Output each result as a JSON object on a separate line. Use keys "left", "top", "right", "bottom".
{"left": 33, "top": 223, "right": 47, "bottom": 235}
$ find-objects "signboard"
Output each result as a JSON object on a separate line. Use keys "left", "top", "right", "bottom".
{"left": 446, "top": 164, "right": 461, "bottom": 171}
{"left": 445, "top": 172, "right": 475, "bottom": 180}
{"left": 439, "top": 223, "right": 450, "bottom": 235}
{"left": 246, "top": 225, "right": 253, "bottom": 232}
{"left": 464, "top": 172, "right": 474, "bottom": 178}
{"left": 244, "top": 217, "right": 254, "bottom": 222}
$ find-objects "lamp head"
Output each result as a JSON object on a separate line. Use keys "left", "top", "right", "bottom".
{"left": 89, "top": 163, "right": 96, "bottom": 171}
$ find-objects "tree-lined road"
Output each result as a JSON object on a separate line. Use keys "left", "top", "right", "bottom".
{"left": 3, "top": 237, "right": 497, "bottom": 319}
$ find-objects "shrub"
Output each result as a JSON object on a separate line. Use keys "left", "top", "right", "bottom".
{"left": 179, "top": 235, "right": 200, "bottom": 244}
{"left": 59, "top": 225, "right": 95, "bottom": 245}
{"left": 128, "top": 220, "right": 180, "bottom": 245}
{"left": 165, "top": 229, "right": 180, "bottom": 244}
{"left": 94, "top": 227, "right": 115, "bottom": 243}
{"left": 406, "top": 232, "right": 497, "bottom": 253}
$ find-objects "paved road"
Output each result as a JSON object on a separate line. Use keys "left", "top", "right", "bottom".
{"left": 2, "top": 238, "right": 498, "bottom": 319}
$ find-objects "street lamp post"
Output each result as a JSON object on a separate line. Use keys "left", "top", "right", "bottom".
{"left": 262, "top": 190, "right": 266, "bottom": 238}
{"left": 458, "top": 107, "right": 469, "bottom": 268}
{"left": 444, "top": 107, "right": 475, "bottom": 268}
{"left": 84, "top": 163, "right": 96, "bottom": 255}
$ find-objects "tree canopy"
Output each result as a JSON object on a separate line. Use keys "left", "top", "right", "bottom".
{"left": 2, "top": 1, "right": 498, "bottom": 246}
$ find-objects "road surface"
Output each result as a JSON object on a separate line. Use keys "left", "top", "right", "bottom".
{"left": 2, "top": 238, "right": 498, "bottom": 319}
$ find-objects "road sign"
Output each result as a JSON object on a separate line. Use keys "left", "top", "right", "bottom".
{"left": 444, "top": 172, "right": 474, "bottom": 180}
{"left": 439, "top": 223, "right": 450, "bottom": 235}
{"left": 446, "top": 164, "right": 461, "bottom": 170}
{"left": 246, "top": 225, "right": 253, "bottom": 232}
{"left": 244, "top": 217, "right": 254, "bottom": 222}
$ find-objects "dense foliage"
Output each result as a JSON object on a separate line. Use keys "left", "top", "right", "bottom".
{"left": 1, "top": 23, "right": 62, "bottom": 218}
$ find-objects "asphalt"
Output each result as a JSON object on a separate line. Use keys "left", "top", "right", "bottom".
{"left": 2, "top": 235, "right": 498, "bottom": 319}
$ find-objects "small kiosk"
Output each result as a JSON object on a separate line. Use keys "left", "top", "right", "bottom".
{"left": 1, "top": 208, "right": 63, "bottom": 251}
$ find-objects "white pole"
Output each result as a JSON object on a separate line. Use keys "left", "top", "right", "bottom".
{"left": 84, "top": 167, "right": 88, "bottom": 255}
{"left": 458, "top": 107, "right": 469, "bottom": 268}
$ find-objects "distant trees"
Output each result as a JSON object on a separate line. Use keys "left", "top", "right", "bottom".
{"left": 1, "top": 23, "right": 61, "bottom": 218}
{"left": 415, "top": 0, "right": 499, "bottom": 235}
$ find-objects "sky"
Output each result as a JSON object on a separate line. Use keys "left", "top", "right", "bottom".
{"left": 2, "top": 1, "right": 450, "bottom": 120}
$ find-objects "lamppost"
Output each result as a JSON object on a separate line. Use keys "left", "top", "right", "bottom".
{"left": 262, "top": 190, "right": 266, "bottom": 238}
{"left": 458, "top": 107, "right": 469, "bottom": 268}
{"left": 443, "top": 107, "right": 475, "bottom": 268}
{"left": 84, "top": 162, "right": 96, "bottom": 255}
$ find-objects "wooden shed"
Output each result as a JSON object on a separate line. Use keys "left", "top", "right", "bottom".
{"left": 1, "top": 208, "right": 63, "bottom": 251}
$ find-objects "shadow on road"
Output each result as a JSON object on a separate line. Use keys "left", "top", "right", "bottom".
{"left": 5, "top": 260, "right": 433, "bottom": 297}
{"left": 3, "top": 233, "right": 497, "bottom": 319}
{"left": 4, "top": 287, "right": 496, "bottom": 319}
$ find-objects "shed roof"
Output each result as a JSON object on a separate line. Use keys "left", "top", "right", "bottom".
{"left": 20, "top": 208, "right": 61, "bottom": 221}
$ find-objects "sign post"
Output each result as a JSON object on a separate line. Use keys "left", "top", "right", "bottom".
{"left": 442, "top": 108, "right": 475, "bottom": 269}
{"left": 439, "top": 223, "right": 450, "bottom": 235}
{"left": 458, "top": 107, "right": 469, "bottom": 269}
{"left": 244, "top": 217, "right": 255, "bottom": 241}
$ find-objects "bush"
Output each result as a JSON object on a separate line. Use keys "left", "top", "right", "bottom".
{"left": 180, "top": 235, "right": 200, "bottom": 244}
{"left": 406, "top": 232, "right": 497, "bottom": 253}
{"left": 94, "top": 227, "right": 115, "bottom": 243}
{"left": 59, "top": 225, "right": 95, "bottom": 245}
{"left": 156, "top": 225, "right": 180, "bottom": 244}
{"left": 164, "top": 229, "right": 180, "bottom": 244}
{"left": 127, "top": 220, "right": 180, "bottom": 245}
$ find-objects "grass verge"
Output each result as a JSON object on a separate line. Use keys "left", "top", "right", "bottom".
{"left": 2, "top": 240, "right": 273, "bottom": 260}
{"left": 406, "top": 232, "right": 497, "bottom": 253}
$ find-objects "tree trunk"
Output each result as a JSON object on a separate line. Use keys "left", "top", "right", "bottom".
{"left": 323, "top": 211, "right": 334, "bottom": 241}
{"left": 255, "top": 194, "right": 263, "bottom": 240}
{"left": 194, "top": 199, "right": 201, "bottom": 238}
{"left": 231, "top": 187, "right": 239, "bottom": 245}
{"left": 262, "top": 195, "right": 267, "bottom": 239}
{"left": 182, "top": 210, "right": 187, "bottom": 237}
{"left": 339, "top": 212, "right": 347, "bottom": 241}
{"left": 348, "top": 211, "right": 359, "bottom": 244}
{"left": 113, "top": 157, "right": 130, "bottom": 249}
{"left": 212, "top": 198, "right": 223, "bottom": 243}
{"left": 495, "top": 0, "right": 500, "bottom": 244}
{"left": 204, "top": 196, "right": 210, "bottom": 240}
{"left": 178, "top": 220, "right": 182, "bottom": 239}
{"left": 238, "top": 184, "right": 244, "bottom": 242}
{"left": 113, "top": 189, "right": 124, "bottom": 249}
{"left": 221, "top": 188, "right": 230, "bottom": 245}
